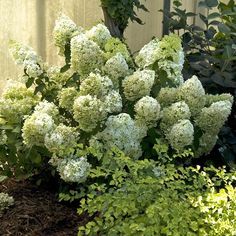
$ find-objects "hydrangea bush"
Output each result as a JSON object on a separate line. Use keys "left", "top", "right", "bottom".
{"left": 0, "top": 14, "right": 233, "bottom": 184}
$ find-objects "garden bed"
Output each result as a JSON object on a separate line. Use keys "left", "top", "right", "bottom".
{"left": 0, "top": 179, "right": 83, "bottom": 236}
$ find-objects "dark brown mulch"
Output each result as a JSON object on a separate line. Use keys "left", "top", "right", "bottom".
{"left": 0, "top": 179, "right": 85, "bottom": 236}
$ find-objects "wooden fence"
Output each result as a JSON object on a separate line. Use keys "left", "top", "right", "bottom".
{"left": 0, "top": 0, "right": 232, "bottom": 90}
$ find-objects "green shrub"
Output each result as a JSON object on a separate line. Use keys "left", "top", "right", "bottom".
{"left": 0, "top": 15, "right": 232, "bottom": 183}
{"left": 78, "top": 149, "right": 236, "bottom": 236}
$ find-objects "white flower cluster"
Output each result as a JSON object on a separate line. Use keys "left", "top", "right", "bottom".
{"left": 71, "top": 34, "right": 104, "bottom": 75}
{"left": 57, "top": 157, "right": 91, "bottom": 183}
{"left": 79, "top": 72, "right": 113, "bottom": 97}
{"left": 195, "top": 100, "right": 232, "bottom": 156}
{"left": 85, "top": 23, "right": 111, "bottom": 49}
{"left": 178, "top": 75, "right": 206, "bottom": 116}
{"left": 196, "top": 101, "right": 232, "bottom": 135}
{"left": 157, "top": 87, "right": 178, "bottom": 107}
{"left": 0, "top": 82, "right": 40, "bottom": 124}
{"left": 104, "top": 90, "right": 123, "bottom": 114}
{"left": 91, "top": 113, "right": 147, "bottom": 159}
{"left": 135, "top": 38, "right": 159, "bottom": 68}
{"left": 73, "top": 95, "right": 107, "bottom": 132}
{"left": 135, "top": 34, "right": 184, "bottom": 86}
{"left": 167, "top": 119, "right": 194, "bottom": 151}
{"left": 134, "top": 96, "right": 161, "bottom": 128}
{"left": 103, "top": 53, "right": 130, "bottom": 88}
{"left": 34, "top": 100, "right": 59, "bottom": 117}
{"left": 53, "top": 14, "right": 82, "bottom": 54}
{"left": 58, "top": 87, "right": 79, "bottom": 111}
{"left": 45, "top": 124, "right": 79, "bottom": 156}
{"left": 22, "top": 112, "right": 55, "bottom": 146}
{"left": 22, "top": 101, "right": 58, "bottom": 146}
{"left": 122, "top": 69, "right": 155, "bottom": 101}
{"left": 160, "top": 101, "right": 191, "bottom": 134}
{"left": 9, "top": 41, "right": 43, "bottom": 77}
{"left": 0, "top": 192, "right": 14, "bottom": 214}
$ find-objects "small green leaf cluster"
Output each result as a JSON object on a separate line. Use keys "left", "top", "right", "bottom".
{"left": 100, "top": 0, "right": 148, "bottom": 35}
{"left": 78, "top": 149, "right": 236, "bottom": 236}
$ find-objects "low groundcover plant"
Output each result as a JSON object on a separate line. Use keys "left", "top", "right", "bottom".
{"left": 0, "top": 14, "right": 235, "bottom": 235}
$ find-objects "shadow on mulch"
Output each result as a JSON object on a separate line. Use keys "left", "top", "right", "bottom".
{"left": 0, "top": 179, "right": 86, "bottom": 236}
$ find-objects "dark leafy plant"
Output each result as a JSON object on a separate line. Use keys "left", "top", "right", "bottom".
{"left": 100, "top": 0, "right": 148, "bottom": 38}
{"left": 162, "top": 0, "right": 236, "bottom": 169}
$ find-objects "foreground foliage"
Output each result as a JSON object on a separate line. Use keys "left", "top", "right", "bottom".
{"left": 78, "top": 149, "right": 236, "bottom": 236}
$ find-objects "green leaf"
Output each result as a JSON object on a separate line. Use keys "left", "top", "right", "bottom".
{"left": 26, "top": 77, "right": 34, "bottom": 88}
{"left": 218, "top": 23, "right": 231, "bottom": 33}
{"left": 206, "top": 0, "right": 218, "bottom": 8}
{"left": 207, "top": 12, "right": 220, "bottom": 20}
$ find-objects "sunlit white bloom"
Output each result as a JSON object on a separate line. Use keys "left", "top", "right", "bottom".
{"left": 53, "top": 14, "right": 82, "bottom": 54}
{"left": 22, "top": 112, "right": 55, "bottom": 146}
{"left": 178, "top": 75, "right": 206, "bottom": 116}
{"left": 92, "top": 113, "right": 147, "bottom": 159}
{"left": 79, "top": 72, "right": 113, "bottom": 97}
{"left": 24, "top": 60, "right": 43, "bottom": 78}
{"left": 71, "top": 34, "right": 105, "bottom": 75}
{"left": 103, "top": 53, "right": 130, "bottom": 88}
{"left": 104, "top": 90, "right": 123, "bottom": 113}
{"left": 167, "top": 119, "right": 194, "bottom": 151}
{"left": 134, "top": 96, "right": 161, "bottom": 128}
{"left": 9, "top": 41, "right": 43, "bottom": 77}
{"left": 73, "top": 95, "right": 107, "bottom": 132}
{"left": 160, "top": 101, "right": 191, "bottom": 133}
{"left": 135, "top": 38, "right": 159, "bottom": 68}
{"left": 85, "top": 23, "right": 111, "bottom": 49}
{"left": 58, "top": 87, "right": 79, "bottom": 111}
{"left": 157, "top": 87, "right": 178, "bottom": 107}
{"left": 57, "top": 157, "right": 91, "bottom": 183}
{"left": 122, "top": 69, "right": 155, "bottom": 101}
{"left": 9, "top": 41, "right": 38, "bottom": 65}
{"left": 0, "top": 82, "right": 40, "bottom": 123}
{"left": 45, "top": 124, "right": 79, "bottom": 156}
{"left": 34, "top": 100, "right": 59, "bottom": 117}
